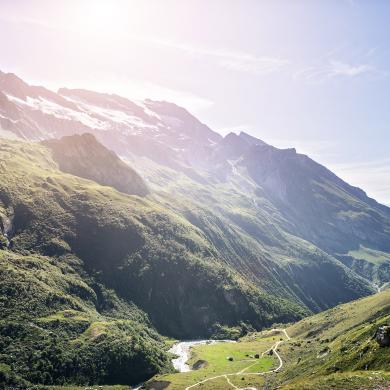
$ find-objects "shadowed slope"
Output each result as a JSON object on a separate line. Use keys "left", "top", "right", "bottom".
{"left": 43, "top": 133, "right": 149, "bottom": 196}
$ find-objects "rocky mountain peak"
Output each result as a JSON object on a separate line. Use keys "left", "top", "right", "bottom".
{"left": 239, "top": 131, "right": 267, "bottom": 146}
{"left": 0, "top": 71, "right": 32, "bottom": 100}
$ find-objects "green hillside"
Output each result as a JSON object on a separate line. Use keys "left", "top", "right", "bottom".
{"left": 337, "top": 245, "right": 390, "bottom": 289}
{"left": 0, "top": 138, "right": 302, "bottom": 387}
{"left": 275, "top": 290, "right": 390, "bottom": 389}
{"left": 0, "top": 250, "right": 171, "bottom": 387}
{"left": 147, "top": 291, "right": 390, "bottom": 390}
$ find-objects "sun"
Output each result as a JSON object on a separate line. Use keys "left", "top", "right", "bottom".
{"left": 76, "top": 0, "right": 123, "bottom": 36}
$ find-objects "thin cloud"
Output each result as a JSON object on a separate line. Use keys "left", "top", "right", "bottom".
{"left": 148, "top": 38, "right": 290, "bottom": 75}
{"left": 329, "top": 61, "right": 373, "bottom": 76}
{"left": 295, "top": 60, "right": 378, "bottom": 83}
{"left": 217, "top": 53, "right": 289, "bottom": 75}
{"left": 0, "top": 16, "right": 290, "bottom": 77}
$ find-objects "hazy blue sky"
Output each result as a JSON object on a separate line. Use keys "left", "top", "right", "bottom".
{"left": 0, "top": 0, "right": 389, "bottom": 204}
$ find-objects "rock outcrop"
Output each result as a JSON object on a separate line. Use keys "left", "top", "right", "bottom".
{"left": 373, "top": 325, "right": 390, "bottom": 347}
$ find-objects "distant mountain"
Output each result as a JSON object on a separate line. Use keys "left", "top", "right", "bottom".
{"left": 240, "top": 143, "right": 390, "bottom": 254}
{"left": 42, "top": 133, "right": 149, "bottom": 196}
{"left": 0, "top": 71, "right": 221, "bottom": 172}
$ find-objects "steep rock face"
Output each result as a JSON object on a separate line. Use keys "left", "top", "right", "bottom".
{"left": 210, "top": 131, "right": 267, "bottom": 163}
{"left": 43, "top": 133, "right": 149, "bottom": 196}
{"left": 213, "top": 132, "right": 252, "bottom": 161}
{"left": 143, "top": 99, "right": 221, "bottom": 145}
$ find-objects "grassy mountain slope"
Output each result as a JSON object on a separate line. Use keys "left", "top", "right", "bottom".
{"left": 0, "top": 250, "right": 171, "bottom": 388}
{"left": 336, "top": 245, "right": 390, "bottom": 290}
{"left": 0, "top": 138, "right": 300, "bottom": 339}
{"left": 130, "top": 157, "right": 374, "bottom": 314}
{"left": 149, "top": 291, "right": 390, "bottom": 390}
{"left": 274, "top": 290, "right": 390, "bottom": 389}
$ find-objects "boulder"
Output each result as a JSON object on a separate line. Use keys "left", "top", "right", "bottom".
{"left": 373, "top": 325, "right": 390, "bottom": 347}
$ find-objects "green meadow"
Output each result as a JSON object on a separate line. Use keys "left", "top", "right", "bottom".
{"left": 147, "top": 332, "right": 284, "bottom": 389}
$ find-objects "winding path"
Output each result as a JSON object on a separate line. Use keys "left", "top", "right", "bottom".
{"left": 184, "top": 328, "right": 290, "bottom": 390}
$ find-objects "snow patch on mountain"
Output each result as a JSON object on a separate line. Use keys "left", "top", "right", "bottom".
{"left": 6, "top": 94, "right": 106, "bottom": 130}
{"left": 70, "top": 100, "right": 159, "bottom": 132}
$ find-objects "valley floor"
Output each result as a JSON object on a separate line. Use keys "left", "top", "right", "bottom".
{"left": 145, "top": 329, "right": 288, "bottom": 389}
{"left": 143, "top": 290, "right": 390, "bottom": 389}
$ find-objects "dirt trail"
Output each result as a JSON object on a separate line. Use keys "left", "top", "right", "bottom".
{"left": 184, "top": 328, "right": 290, "bottom": 390}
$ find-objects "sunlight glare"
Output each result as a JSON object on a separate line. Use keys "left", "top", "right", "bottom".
{"left": 76, "top": 0, "right": 125, "bottom": 36}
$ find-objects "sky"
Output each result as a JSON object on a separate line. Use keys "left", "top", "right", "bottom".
{"left": 0, "top": 0, "right": 389, "bottom": 204}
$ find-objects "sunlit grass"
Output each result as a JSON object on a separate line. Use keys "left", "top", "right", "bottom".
{"left": 347, "top": 245, "right": 390, "bottom": 265}
{"left": 149, "top": 332, "right": 283, "bottom": 389}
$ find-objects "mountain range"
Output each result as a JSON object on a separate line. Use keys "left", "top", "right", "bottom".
{"left": 0, "top": 71, "right": 389, "bottom": 388}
